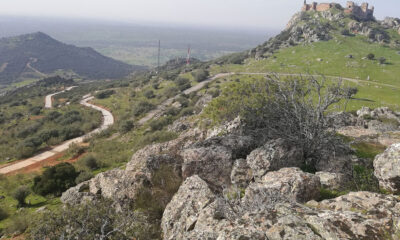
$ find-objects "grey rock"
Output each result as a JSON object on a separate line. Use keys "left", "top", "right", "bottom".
{"left": 243, "top": 168, "right": 321, "bottom": 206}
{"left": 374, "top": 143, "right": 400, "bottom": 193}
{"left": 161, "top": 175, "right": 215, "bottom": 240}
{"left": 316, "top": 171, "right": 347, "bottom": 190}
{"left": 163, "top": 168, "right": 400, "bottom": 239}
{"left": 246, "top": 139, "right": 303, "bottom": 180}
{"left": 181, "top": 135, "right": 256, "bottom": 188}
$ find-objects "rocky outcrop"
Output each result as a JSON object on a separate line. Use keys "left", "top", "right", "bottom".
{"left": 162, "top": 170, "right": 400, "bottom": 240}
{"left": 374, "top": 143, "right": 400, "bottom": 193}
{"left": 245, "top": 138, "right": 303, "bottom": 180}
{"left": 181, "top": 134, "right": 256, "bottom": 188}
{"left": 62, "top": 127, "right": 205, "bottom": 206}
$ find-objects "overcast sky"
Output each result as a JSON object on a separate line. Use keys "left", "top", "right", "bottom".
{"left": 0, "top": 0, "right": 399, "bottom": 30}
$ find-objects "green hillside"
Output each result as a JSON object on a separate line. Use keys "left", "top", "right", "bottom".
{"left": 210, "top": 8, "right": 400, "bottom": 110}
{"left": 0, "top": 32, "right": 145, "bottom": 85}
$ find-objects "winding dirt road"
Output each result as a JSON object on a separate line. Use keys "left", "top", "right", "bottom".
{"left": 45, "top": 86, "right": 77, "bottom": 108}
{"left": 138, "top": 73, "right": 231, "bottom": 125}
{"left": 0, "top": 94, "right": 114, "bottom": 175}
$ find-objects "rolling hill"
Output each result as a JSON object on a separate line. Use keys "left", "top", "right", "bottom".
{"left": 0, "top": 32, "right": 144, "bottom": 84}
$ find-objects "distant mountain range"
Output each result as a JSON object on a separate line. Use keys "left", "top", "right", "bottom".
{"left": 0, "top": 32, "right": 145, "bottom": 84}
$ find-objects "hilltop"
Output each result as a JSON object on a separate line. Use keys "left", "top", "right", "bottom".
{"left": 0, "top": 32, "right": 144, "bottom": 84}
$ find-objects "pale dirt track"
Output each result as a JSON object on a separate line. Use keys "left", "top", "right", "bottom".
{"left": 0, "top": 95, "right": 114, "bottom": 175}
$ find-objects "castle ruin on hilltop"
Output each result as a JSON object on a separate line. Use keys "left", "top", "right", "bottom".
{"left": 302, "top": 1, "right": 374, "bottom": 21}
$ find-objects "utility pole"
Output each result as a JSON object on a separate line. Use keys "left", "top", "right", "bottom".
{"left": 186, "top": 45, "right": 191, "bottom": 66}
{"left": 157, "top": 40, "right": 161, "bottom": 75}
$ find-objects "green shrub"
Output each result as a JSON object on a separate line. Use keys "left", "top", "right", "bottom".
{"left": 181, "top": 107, "right": 195, "bottom": 116}
{"left": 133, "top": 101, "right": 155, "bottom": 117}
{"left": 119, "top": 120, "right": 134, "bottom": 133}
{"left": 176, "top": 96, "right": 189, "bottom": 108}
{"left": 352, "top": 164, "right": 380, "bottom": 192}
{"left": 29, "top": 106, "right": 42, "bottom": 115}
{"left": 75, "top": 171, "right": 93, "bottom": 184}
{"left": 95, "top": 90, "right": 115, "bottom": 99}
{"left": 149, "top": 117, "right": 172, "bottom": 131}
{"left": 33, "top": 163, "right": 79, "bottom": 196}
{"left": 175, "top": 77, "right": 191, "bottom": 91}
{"left": 367, "top": 53, "right": 375, "bottom": 60}
{"left": 80, "top": 155, "right": 99, "bottom": 170}
{"left": 0, "top": 207, "right": 8, "bottom": 221}
{"left": 165, "top": 107, "right": 180, "bottom": 116}
{"left": 144, "top": 90, "right": 155, "bottom": 99}
{"left": 192, "top": 69, "right": 209, "bottom": 82}
{"left": 13, "top": 186, "right": 30, "bottom": 207}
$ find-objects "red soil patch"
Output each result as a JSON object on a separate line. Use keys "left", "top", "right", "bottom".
{"left": 5, "top": 152, "right": 85, "bottom": 176}
{"left": 29, "top": 115, "right": 44, "bottom": 120}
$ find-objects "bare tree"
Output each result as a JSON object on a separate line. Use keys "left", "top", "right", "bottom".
{"left": 241, "top": 74, "right": 356, "bottom": 162}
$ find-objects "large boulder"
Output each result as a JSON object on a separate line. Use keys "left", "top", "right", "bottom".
{"left": 374, "top": 143, "right": 400, "bottom": 193}
{"left": 161, "top": 175, "right": 215, "bottom": 240}
{"left": 243, "top": 168, "right": 321, "bottom": 206}
{"left": 246, "top": 139, "right": 303, "bottom": 180}
{"left": 181, "top": 135, "right": 256, "bottom": 188}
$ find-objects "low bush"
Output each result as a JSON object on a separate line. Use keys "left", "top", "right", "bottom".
{"left": 80, "top": 155, "right": 99, "bottom": 170}
{"left": 192, "top": 69, "right": 209, "bottom": 82}
{"left": 33, "top": 163, "right": 79, "bottom": 196}
{"left": 149, "top": 117, "right": 173, "bottom": 131}
{"left": 133, "top": 101, "right": 155, "bottom": 117}
{"left": 367, "top": 53, "right": 375, "bottom": 60}
{"left": 75, "top": 171, "right": 93, "bottom": 184}
{"left": 119, "top": 120, "right": 134, "bottom": 133}
{"left": 95, "top": 90, "right": 115, "bottom": 99}
{"left": 175, "top": 77, "right": 191, "bottom": 91}
{"left": 144, "top": 90, "right": 155, "bottom": 99}
{"left": 13, "top": 186, "right": 30, "bottom": 207}
{"left": 0, "top": 207, "right": 8, "bottom": 221}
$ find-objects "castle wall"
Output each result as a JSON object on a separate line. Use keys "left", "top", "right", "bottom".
{"left": 302, "top": 1, "right": 374, "bottom": 21}
{"left": 316, "top": 3, "right": 332, "bottom": 11}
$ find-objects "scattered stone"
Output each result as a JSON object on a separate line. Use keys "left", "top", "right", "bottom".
{"left": 316, "top": 58, "right": 323, "bottom": 62}
{"left": 374, "top": 143, "right": 400, "bottom": 193}
{"left": 345, "top": 54, "right": 353, "bottom": 58}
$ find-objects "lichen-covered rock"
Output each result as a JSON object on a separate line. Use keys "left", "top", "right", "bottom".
{"left": 246, "top": 139, "right": 303, "bottom": 180}
{"left": 161, "top": 175, "right": 215, "bottom": 240}
{"left": 243, "top": 168, "right": 321, "bottom": 206}
{"left": 305, "top": 191, "right": 400, "bottom": 240}
{"left": 181, "top": 135, "right": 256, "bottom": 188}
{"left": 162, "top": 172, "right": 400, "bottom": 240}
{"left": 374, "top": 143, "right": 400, "bottom": 193}
{"left": 206, "top": 116, "right": 242, "bottom": 139}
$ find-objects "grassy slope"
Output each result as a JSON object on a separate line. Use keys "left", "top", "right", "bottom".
{"left": 211, "top": 34, "right": 400, "bottom": 111}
